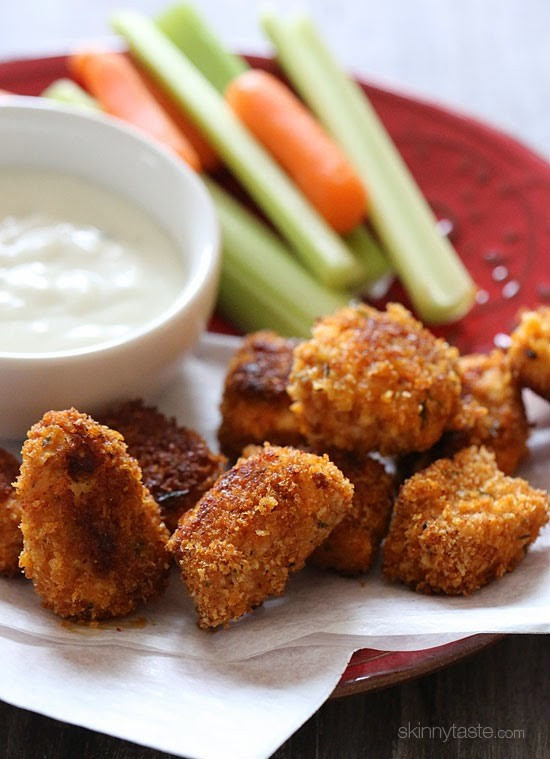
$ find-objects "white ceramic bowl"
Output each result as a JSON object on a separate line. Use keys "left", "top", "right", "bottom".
{"left": 0, "top": 100, "right": 220, "bottom": 440}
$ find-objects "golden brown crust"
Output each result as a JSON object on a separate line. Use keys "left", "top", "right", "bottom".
{"left": 383, "top": 446, "right": 549, "bottom": 595}
{"left": 309, "top": 451, "right": 394, "bottom": 575}
{"left": 17, "top": 408, "right": 171, "bottom": 620}
{"left": 508, "top": 307, "right": 550, "bottom": 401}
{"left": 100, "top": 400, "right": 226, "bottom": 533}
{"left": 167, "top": 444, "right": 354, "bottom": 629}
{"left": 218, "top": 331, "right": 304, "bottom": 459}
{"left": 0, "top": 448, "right": 23, "bottom": 577}
{"left": 288, "top": 303, "right": 461, "bottom": 456}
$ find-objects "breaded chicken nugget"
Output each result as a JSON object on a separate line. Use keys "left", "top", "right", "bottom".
{"left": 241, "top": 445, "right": 394, "bottom": 575}
{"left": 383, "top": 446, "right": 549, "bottom": 595}
{"left": 309, "top": 451, "right": 394, "bottom": 575}
{"left": 218, "top": 331, "right": 304, "bottom": 459}
{"left": 509, "top": 307, "right": 550, "bottom": 401}
{"left": 401, "top": 350, "right": 529, "bottom": 478}
{"left": 0, "top": 448, "right": 22, "bottom": 577}
{"left": 17, "top": 409, "right": 170, "bottom": 620}
{"left": 167, "top": 444, "right": 354, "bottom": 629}
{"left": 445, "top": 350, "right": 529, "bottom": 474}
{"left": 100, "top": 400, "right": 226, "bottom": 532}
{"left": 288, "top": 303, "right": 461, "bottom": 456}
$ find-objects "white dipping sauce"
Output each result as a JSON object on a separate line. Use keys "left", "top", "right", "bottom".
{"left": 0, "top": 168, "right": 186, "bottom": 354}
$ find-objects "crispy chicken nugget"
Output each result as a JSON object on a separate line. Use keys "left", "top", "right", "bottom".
{"left": 218, "top": 331, "right": 304, "bottom": 459}
{"left": 17, "top": 409, "right": 170, "bottom": 620}
{"left": 400, "top": 350, "right": 529, "bottom": 478}
{"left": 242, "top": 445, "right": 394, "bottom": 575}
{"left": 309, "top": 451, "right": 394, "bottom": 575}
{"left": 383, "top": 446, "right": 549, "bottom": 595}
{"left": 0, "top": 448, "right": 22, "bottom": 577}
{"left": 288, "top": 303, "right": 461, "bottom": 456}
{"left": 446, "top": 350, "right": 529, "bottom": 474}
{"left": 100, "top": 400, "right": 226, "bottom": 532}
{"left": 167, "top": 444, "right": 354, "bottom": 629}
{"left": 509, "top": 307, "right": 550, "bottom": 401}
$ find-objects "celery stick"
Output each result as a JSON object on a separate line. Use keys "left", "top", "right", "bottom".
{"left": 219, "top": 267, "right": 313, "bottom": 338}
{"left": 262, "top": 11, "right": 476, "bottom": 324}
{"left": 111, "top": 11, "right": 364, "bottom": 289}
{"left": 157, "top": 4, "right": 392, "bottom": 286}
{"left": 42, "top": 79, "right": 102, "bottom": 111}
{"left": 206, "top": 178, "right": 348, "bottom": 337}
{"left": 344, "top": 225, "right": 391, "bottom": 286}
{"left": 156, "top": 3, "right": 247, "bottom": 93}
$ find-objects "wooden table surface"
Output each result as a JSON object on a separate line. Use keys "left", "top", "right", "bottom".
{"left": 1, "top": 634, "right": 548, "bottom": 758}
{"left": 0, "top": 2, "right": 548, "bottom": 757}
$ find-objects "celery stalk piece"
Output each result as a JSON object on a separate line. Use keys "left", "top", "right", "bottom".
{"left": 262, "top": 11, "right": 476, "bottom": 324}
{"left": 157, "top": 4, "right": 392, "bottom": 286}
{"left": 344, "top": 225, "right": 392, "bottom": 286}
{"left": 111, "top": 11, "right": 365, "bottom": 290}
{"left": 205, "top": 178, "right": 348, "bottom": 337}
{"left": 156, "top": 3, "right": 247, "bottom": 93}
{"left": 42, "top": 79, "right": 102, "bottom": 111}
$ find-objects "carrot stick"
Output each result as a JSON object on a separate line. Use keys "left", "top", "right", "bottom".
{"left": 113, "top": 9, "right": 365, "bottom": 288}
{"left": 134, "top": 61, "right": 220, "bottom": 171}
{"left": 225, "top": 68, "right": 368, "bottom": 234}
{"left": 69, "top": 51, "right": 201, "bottom": 171}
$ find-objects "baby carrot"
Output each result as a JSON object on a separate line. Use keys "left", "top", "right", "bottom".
{"left": 69, "top": 51, "right": 201, "bottom": 171}
{"left": 225, "top": 68, "right": 368, "bottom": 234}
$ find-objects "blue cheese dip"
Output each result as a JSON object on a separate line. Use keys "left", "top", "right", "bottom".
{"left": 0, "top": 168, "right": 186, "bottom": 354}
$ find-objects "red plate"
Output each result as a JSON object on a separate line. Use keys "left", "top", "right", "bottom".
{"left": 1, "top": 53, "right": 548, "bottom": 696}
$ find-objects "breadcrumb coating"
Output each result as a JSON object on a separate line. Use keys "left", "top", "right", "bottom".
{"left": 218, "top": 331, "right": 304, "bottom": 459}
{"left": 509, "top": 307, "right": 550, "bottom": 401}
{"left": 288, "top": 303, "right": 461, "bottom": 455}
{"left": 17, "top": 409, "right": 170, "bottom": 620}
{"left": 167, "top": 444, "right": 354, "bottom": 629}
{"left": 100, "top": 400, "right": 226, "bottom": 532}
{"left": 383, "top": 446, "right": 549, "bottom": 595}
{"left": 309, "top": 451, "right": 394, "bottom": 575}
{"left": 0, "top": 448, "right": 22, "bottom": 577}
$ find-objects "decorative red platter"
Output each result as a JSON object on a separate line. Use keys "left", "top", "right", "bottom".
{"left": 0, "top": 52, "right": 548, "bottom": 698}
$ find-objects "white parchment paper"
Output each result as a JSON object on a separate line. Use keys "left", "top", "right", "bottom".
{"left": 0, "top": 332, "right": 548, "bottom": 759}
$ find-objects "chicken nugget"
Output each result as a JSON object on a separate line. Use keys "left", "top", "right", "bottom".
{"left": 288, "top": 303, "right": 461, "bottom": 456}
{"left": 509, "top": 307, "right": 550, "bottom": 401}
{"left": 167, "top": 444, "right": 354, "bottom": 629}
{"left": 400, "top": 350, "right": 529, "bottom": 477}
{"left": 218, "top": 331, "right": 304, "bottom": 459}
{"left": 309, "top": 451, "right": 394, "bottom": 575}
{"left": 383, "top": 446, "right": 549, "bottom": 595}
{"left": 0, "top": 448, "right": 22, "bottom": 577}
{"left": 241, "top": 445, "right": 394, "bottom": 575}
{"left": 17, "top": 409, "right": 170, "bottom": 620}
{"left": 100, "top": 400, "right": 226, "bottom": 532}
{"left": 445, "top": 350, "right": 529, "bottom": 474}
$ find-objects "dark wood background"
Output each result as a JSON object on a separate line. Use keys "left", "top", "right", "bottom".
{"left": 1, "top": 634, "right": 547, "bottom": 758}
